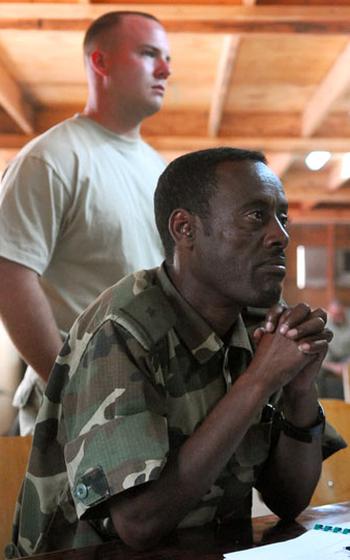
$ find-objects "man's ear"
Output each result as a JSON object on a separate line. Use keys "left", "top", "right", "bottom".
{"left": 90, "top": 49, "right": 109, "bottom": 77}
{"left": 169, "top": 209, "right": 195, "bottom": 247}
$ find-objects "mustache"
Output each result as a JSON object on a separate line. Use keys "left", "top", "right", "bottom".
{"left": 258, "top": 250, "right": 286, "bottom": 265}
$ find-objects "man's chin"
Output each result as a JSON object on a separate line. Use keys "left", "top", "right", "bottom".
{"left": 253, "top": 285, "right": 283, "bottom": 309}
{"left": 143, "top": 98, "right": 163, "bottom": 118}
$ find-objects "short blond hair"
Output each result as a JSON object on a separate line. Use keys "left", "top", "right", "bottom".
{"left": 83, "top": 11, "right": 160, "bottom": 54}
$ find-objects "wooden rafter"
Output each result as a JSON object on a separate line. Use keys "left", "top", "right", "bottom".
{"left": 208, "top": 35, "right": 240, "bottom": 137}
{"left": 32, "top": 105, "right": 350, "bottom": 144}
{"left": 286, "top": 159, "right": 347, "bottom": 192}
{"left": 0, "top": 60, "right": 33, "bottom": 134}
{"left": 289, "top": 207, "right": 350, "bottom": 223}
{"left": 327, "top": 158, "right": 344, "bottom": 190}
{"left": 146, "top": 135, "right": 350, "bottom": 153}
{"left": 265, "top": 153, "right": 293, "bottom": 177}
{"left": 300, "top": 201, "right": 318, "bottom": 211}
{"left": 5, "top": 133, "right": 350, "bottom": 154}
{"left": 284, "top": 183, "right": 350, "bottom": 204}
{"left": 1, "top": 5, "right": 350, "bottom": 33}
{"left": 302, "top": 41, "right": 350, "bottom": 137}
{"left": 241, "top": 0, "right": 257, "bottom": 6}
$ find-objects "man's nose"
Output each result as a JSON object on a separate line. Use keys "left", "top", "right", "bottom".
{"left": 264, "top": 216, "right": 289, "bottom": 248}
{"left": 155, "top": 57, "right": 171, "bottom": 79}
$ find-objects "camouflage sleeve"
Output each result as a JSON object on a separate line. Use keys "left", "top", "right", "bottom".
{"left": 62, "top": 320, "right": 169, "bottom": 519}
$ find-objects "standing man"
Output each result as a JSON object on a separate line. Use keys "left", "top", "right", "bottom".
{"left": 0, "top": 11, "right": 171, "bottom": 434}
{"left": 9, "top": 148, "right": 344, "bottom": 557}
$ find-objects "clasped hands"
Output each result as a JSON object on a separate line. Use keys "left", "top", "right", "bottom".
{"left": 252, "top": 303, "right": 333, "bottom": 394}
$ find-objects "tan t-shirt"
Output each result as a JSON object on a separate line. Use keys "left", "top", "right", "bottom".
{"left": 0, "top": 115, "right": 165, "bottom": 430}
{"left": 0, "top": 114, "right": 164, "bottom": 335}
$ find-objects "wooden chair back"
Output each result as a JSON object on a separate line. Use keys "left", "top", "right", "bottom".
{"left": 311, "top": 399, "right": 350, "bottom": 506}
{"left": 342, "top": 363, "right": 350, "bottom": 403}
{"left": 0, "top": 436, "right": 32, "bottom": 556}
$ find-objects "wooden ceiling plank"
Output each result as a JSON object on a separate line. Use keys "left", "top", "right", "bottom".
{"left": 289, "top": 208, "right": 350, "bottom": 224}
{"left": 302, "top": 41, "right": 350, "bottom": 137}
{"left": 5, "top": 133, "right": 350, "bottom": 154}
{"left": 265, "top": 152, "right": 293, "bottom": 177}
{"left": 0, "top": 133, "right": 33, "bottom": 149}
{"left": 1, "top": 5, "right": 350, "bottom": 33}
{"left": 147, "top": 135, "right": 350, "bottom": 153}
{"left": 284, "top": 183, "right": 350, "bottom": 204}
{"left": 0, "top": 59, "right": 33, "bottom": 134}
{"left": 300, "top": 201, "right": 318, "bottom": 211}
{"left": 35, "top": 106, "right": 350, "bottom": 140}
{"left": 287, "top": 159, "right": 346, "bottom": 192}
{"left": 208, "top": 35, "right": 240, "bottom": 138}
{"left": 0, "top": 148, "right": 18, "bottom": 172}
{"left": 326, "top": 158, "right": 344, "bottom": 190}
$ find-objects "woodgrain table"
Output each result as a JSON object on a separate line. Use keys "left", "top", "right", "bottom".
{"left": 22, "top": 501, "right": 350, "bottom": 560}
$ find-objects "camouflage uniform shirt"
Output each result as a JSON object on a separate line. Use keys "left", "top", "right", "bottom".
{"left": 5, "top": 266, "right": 329, "bottom": 557}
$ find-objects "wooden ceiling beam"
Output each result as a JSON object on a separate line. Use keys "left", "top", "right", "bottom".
{"left": 5, "top": 132, "right": 350, "bottom": 154}
{"left": 0, "top": 133, "right": 33, "bottom": 149}
{"left": 302, "top": 41, "right": 350, "bottom": 137}
{"left": 289, "top": 208, "right": 350, "bottom": 224}
{"left": 0, "top": 59, "right": 34, "bottom": 134}
{"left": 0, "top": 148, "right": 19, "bottom": 172}
{"left": 286, "top": 159, "right": 344, "bottom": 190}
{"left": 265, "top": 152, "right": 293, "bottom": 177}
{"left": 208, "top": 35, "right": 240, "bottom": 137}
{"left": 300, "top": 201, "right": 318, "bottom": 211}
{"left": 284, "top": 183, "right": 350, "bottom": 204}
{"left": 1, "top": 5, "right": 350, "bottom": 33}
{"left": 34, "top": 105, "right": 350, "bottom": 140}
{"left": 241, "top": 0, "right": 257, "bottom": 6}
{"left": 327, "top": 158, "right": 344, "bottom": 190}
{"left": 147, "top": 135, "right": 350, "bottom": 153}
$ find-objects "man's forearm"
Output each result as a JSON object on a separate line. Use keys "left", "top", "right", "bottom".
{"left": 109, "top": 371, "right": 271, "bottom": 550}
{"left": 0, "top": 259, "right": 62, "bottom": 382}
{"left": 257, "top": 385, "right": 322, "bottom": 518}
{"left": 108, "top": 305, "right": 329, "bottom": 550}
{"left": 110, "top": 380, "right": 321, "bottom": 550}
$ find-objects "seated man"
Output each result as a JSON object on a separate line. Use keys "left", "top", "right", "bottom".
{"left": 8, "top": 148, "right": 345, "bottom": 557}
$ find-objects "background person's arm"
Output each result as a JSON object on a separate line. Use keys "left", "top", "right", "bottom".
{"left": 0, "top": 321, "right": 24, "bottom": 434}
{"left": 0, "top": 257, "right": 63, "bottom": 382}
{"left": 322, "top": 360, "right": 345, "bottom": 375}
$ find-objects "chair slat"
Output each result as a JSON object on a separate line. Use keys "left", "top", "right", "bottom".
{"left": 0, "top": 436, "right": 32, "bottom": 555}
{"left": 311, "top": 399, "right": 350, "bottom": 506}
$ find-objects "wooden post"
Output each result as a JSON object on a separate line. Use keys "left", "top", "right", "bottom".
{"left": 326, "top": 223, "right": 335, "bottom": 305}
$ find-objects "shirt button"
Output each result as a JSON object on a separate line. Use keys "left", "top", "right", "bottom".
{"left": 75, "top": 482, "right": 88, "bottom": 500}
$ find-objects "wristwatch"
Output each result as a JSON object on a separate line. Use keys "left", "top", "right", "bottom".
{"left": 276, "top": 403, "right": 325, "bottom": 443}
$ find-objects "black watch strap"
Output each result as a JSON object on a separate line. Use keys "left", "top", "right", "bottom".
{"left": 276, "top": 403, "right": 325, "bottom": 443}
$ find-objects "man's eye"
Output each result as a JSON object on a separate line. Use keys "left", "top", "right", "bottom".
{"left": 142, "top": 49, "right": 156, "bottom": 57}
{"left": 248, "top": 210, "right": 264, "bottom": 222}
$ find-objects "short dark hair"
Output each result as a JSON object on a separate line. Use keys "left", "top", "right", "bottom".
{"left": 83, "top": 11, "right": 160, "bottom": 54}
{"left": 154, "top": 147, "right": 267, "bottom": 261}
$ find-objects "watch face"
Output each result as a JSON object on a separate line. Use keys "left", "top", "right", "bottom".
{"left": 261, "top": 403, "right": 275, "bottom": 423}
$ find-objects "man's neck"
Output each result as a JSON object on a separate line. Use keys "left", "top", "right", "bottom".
{"left": 82, "top": 107, "right": 142, "bottom": 139}
{"left": 165, "top": 263, "right": 241, "bottom": 337}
